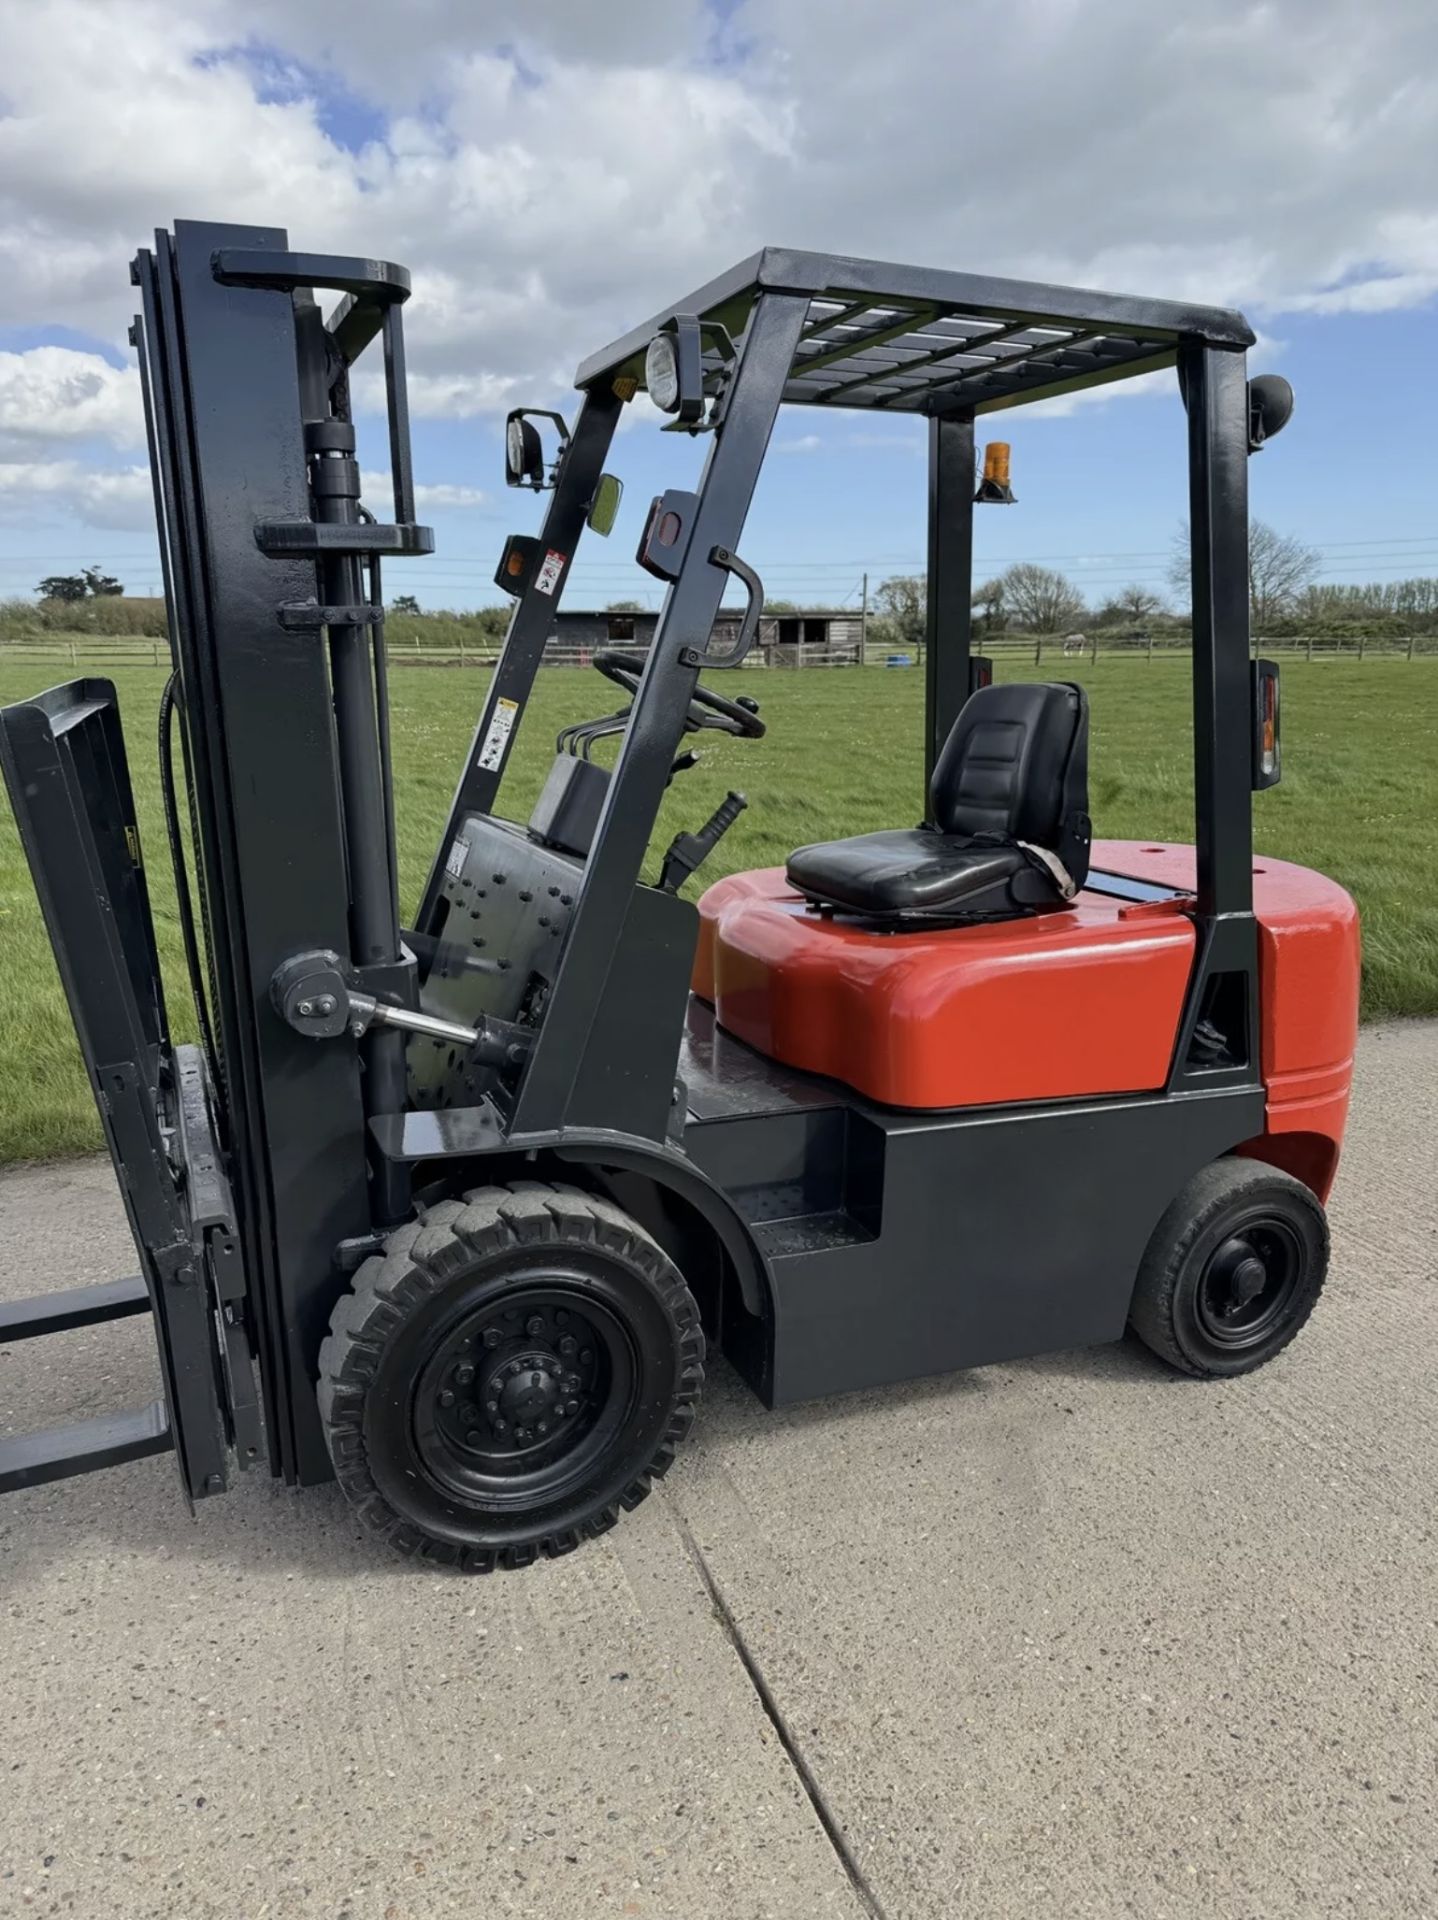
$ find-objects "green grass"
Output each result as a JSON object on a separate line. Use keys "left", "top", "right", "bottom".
{"left": 2, "top": 657, "right": 1436, "bottom": 1163}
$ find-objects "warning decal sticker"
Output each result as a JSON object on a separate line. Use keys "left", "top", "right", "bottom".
{"left": 476, "top": 696, "right": 519, "bottom": 773}
{"left": 534, "top": 548, "right": 566, "bottom": 595}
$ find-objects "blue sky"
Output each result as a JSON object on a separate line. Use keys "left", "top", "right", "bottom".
{"left": 0, "top": 1, "right": 1433, "bottom": 613}
{"left": 4, "top": 299, "right": 1431, "bottom": 614}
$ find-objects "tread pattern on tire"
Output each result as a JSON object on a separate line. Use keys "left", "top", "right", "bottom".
{"left": 1127, "top": 1157, "right": 1328, "bottom": 1378}
{"left": 316, "top": 1180, "right": 704, "bottom": 1572}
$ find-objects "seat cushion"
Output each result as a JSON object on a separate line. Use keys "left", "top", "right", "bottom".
{"left": 785, "top": 828, "right": 1027, "bottom": 916}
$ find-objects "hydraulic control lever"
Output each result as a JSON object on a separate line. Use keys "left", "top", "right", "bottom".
{"left": 270, "top": 949, "right": 530, "bottom": 1068}
{"left": 658, "top": 791, "right": 747, "bottom": 894}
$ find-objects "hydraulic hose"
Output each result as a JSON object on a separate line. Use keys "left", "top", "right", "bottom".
{"left": 158, "top": 673, "right": 224, "bottom": 1114}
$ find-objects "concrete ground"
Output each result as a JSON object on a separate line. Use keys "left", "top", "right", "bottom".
{"left": 1, "top": 1023, "right": 1435, "bottom": 1920}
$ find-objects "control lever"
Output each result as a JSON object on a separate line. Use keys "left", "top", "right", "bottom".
{"left": 658, "top": 791, "right": 747, "bottom": 894}
{"left": 270, "top": 949, "right": 529, "bottom": 1067}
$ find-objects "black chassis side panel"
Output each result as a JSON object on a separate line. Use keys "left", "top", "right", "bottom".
{"left": 686, "top": 1082, "right": 1267, "bottom": 1407}
{"left": 372, "top": 1064, "right": 1265, "bottom": 1414}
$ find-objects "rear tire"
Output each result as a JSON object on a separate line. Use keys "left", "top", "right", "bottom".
{"left": 1128, "top": 1158, "right": 1328, "bottom": 1378}
{"left": 317, "top": 1181, "right": 704, "bottom": 1571}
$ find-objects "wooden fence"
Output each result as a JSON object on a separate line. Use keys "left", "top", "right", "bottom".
{"left": 2, "top": 631, "right": 1435, "bottom": 672}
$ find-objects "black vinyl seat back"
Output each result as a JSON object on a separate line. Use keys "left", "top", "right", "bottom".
{"left": 931, "top": 681, "right": 1089, "bottom": 854}
{"left": 786, "top": 681, "right": 1091, "bottom": 924}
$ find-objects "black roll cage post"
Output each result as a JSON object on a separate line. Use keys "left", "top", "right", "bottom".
{"left": 923, "top": 412, "right": 977, "bottom": 795}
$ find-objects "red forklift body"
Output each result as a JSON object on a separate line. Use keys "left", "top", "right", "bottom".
{"left": 697, "top": 840, "right": 1358, "bottom": 1199}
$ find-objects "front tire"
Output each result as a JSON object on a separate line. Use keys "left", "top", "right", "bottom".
{"left": 1128, "top": 1158, "right": 1328, "bottom": 1378}
{"left": 317, "top": 1182, "right": 704, "bottom": 1571}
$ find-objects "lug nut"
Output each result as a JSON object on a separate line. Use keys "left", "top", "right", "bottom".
{"left": 566, "top": 1399, "right": 580, "bottom": 1415}
{"left": 482, "top": 1327, "right": 502, "bottom": 1349}
{"left": 581, "top": 1350, "right": 593, "bottom": 1365}
{"left": 537, "top": 1421, "right": 548, "bottom": 1436}
{"left": 508, "top": 1360, "right": 523, "bottom": 1377}
{"left": 439, "top": 1389, "right": 455, "bottom": 1408}
{"left": 494, "top": 1418, "right": 507, "bottom": 1433}
{"left": 455, "top": 1363, "right": 475, "bottom": 1386}
{"left": 486, "top": 1400, "right": 499, "bottom": 1417}
{"left": 465, "top": 1429, "right": 481, "bottom": 1445}
{"left": 558, "top": 1335, "right": 578, "bottom": 1358}
{"left": 526, "top": 1315, "right": 544, "bottom": 1337}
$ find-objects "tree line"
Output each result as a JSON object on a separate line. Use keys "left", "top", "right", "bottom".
{"left": 16, "top": 524, "right": 1437, "bottom": 648}
{"left": 869, "top": 522, "right": 1438, "bottom": 649}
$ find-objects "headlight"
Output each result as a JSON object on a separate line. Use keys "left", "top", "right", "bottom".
{"left": 645, "top": 332, "right": 681, "bottom": 413}
{"left": 503, "top": 410, "right": 547, "bottom": 488}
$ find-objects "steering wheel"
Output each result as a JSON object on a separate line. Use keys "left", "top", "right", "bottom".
{"left": 593, "top": 647, "right": 765, "bottom": 740}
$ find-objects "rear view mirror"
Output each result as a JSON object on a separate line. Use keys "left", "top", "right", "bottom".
{"left": 1248, "top": 374, "right": 1294, "bottom": 450}
{"left": 587, "top": 472, "right": 623, "bottom": 537}
{"left": 1175, "top": 365, "right": 1295, "bottom": 455}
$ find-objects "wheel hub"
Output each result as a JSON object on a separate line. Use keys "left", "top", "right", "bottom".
{"left": 1226, "top": 1254, "right": 1268, "bottom": 1312}
{"left": 1197, "top": 1226, "right": 1301, "bottom": 1346}
{"left": 425, "top": 1294, "right": 604, "bottom": 1464}
{"left": 492, "top": 1350, "right": 563, "bottom": 1434}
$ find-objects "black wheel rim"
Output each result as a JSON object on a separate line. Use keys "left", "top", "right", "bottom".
{"left": 1195, "top": 1222, "right": 1303, "bottom": 1350}
{"left": 411, "top": 1282, "right": 638, "bottom": 1509}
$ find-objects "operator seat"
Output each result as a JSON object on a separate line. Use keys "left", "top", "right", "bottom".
{"left": 786, "top": 681, "right": 1091, "bottom": 923}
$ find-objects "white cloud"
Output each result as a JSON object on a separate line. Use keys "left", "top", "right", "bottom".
{"left": 0, "top": 347, "right": 143, "bottom": 454}
{"left": 0, "top": 0, "right": 1432, "bottom": 488}
{"left": 416, "top": 481, "right": 489, "bottom": 511}
{"left": 359, "top": 469, "right": 488, "bottom": 513}
{"left": 0, "top": 457, "right": 485, "bottom": 531}
{"left": 776, "top": 433, "right": 823, "bottom": 454}
{"left": 0, "top": 460, "right": 152, "bottom": 528}
{"left": 352, "top": 368, "right": 526, "bottom": 420}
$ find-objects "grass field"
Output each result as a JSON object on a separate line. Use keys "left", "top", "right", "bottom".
{"left": 2, "top": 655, "right": 1436, "bottom": 1162}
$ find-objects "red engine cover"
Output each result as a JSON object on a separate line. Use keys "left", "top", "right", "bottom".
{"left": 695, "top": 839, "right": 1359, "bottom": 1193}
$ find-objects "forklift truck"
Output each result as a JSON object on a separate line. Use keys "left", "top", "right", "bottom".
{"left": 0, "top": 224, "right": 1359, "bottom": 1571}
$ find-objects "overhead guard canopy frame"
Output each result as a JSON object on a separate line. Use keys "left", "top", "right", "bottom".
{"left": 576, "top": 246, "right": 1255, "bottom": 418}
